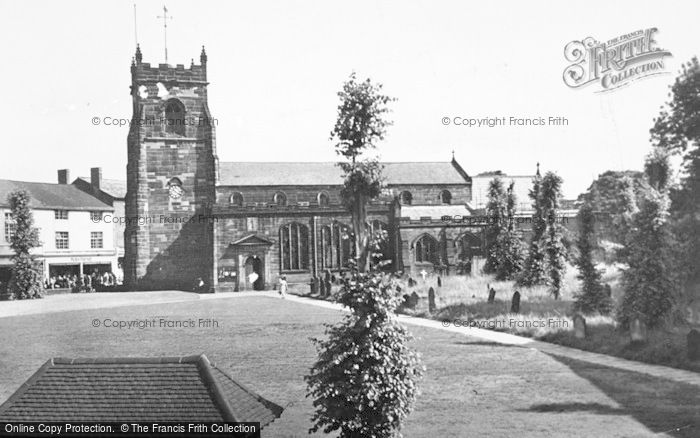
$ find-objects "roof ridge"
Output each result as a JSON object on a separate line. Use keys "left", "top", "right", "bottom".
{"left": 51, "top": 355, "right": 202, "bottom": 365}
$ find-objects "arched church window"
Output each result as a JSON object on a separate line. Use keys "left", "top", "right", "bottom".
{"left": 317, "top": 192, "right": 330, "bottom": 207}
{"left": 333, "top": 222, "right": 353, "bottom": 268}
{"left": 229, "top": 192, "right": 244, "bottom": 207}
{"left": 320, "top": 225, "right": 333, "bottom": 269}
{"left": 279, "top": 222, "right": 309, "bottom": 271}
{"left": 164, "top": 99, "right": 186, "bottom": 136}
{"left": 399, "top": 191, "right": 413, "bottom": 205}
{"left": 440, "top": 190, "right": 452, "bottom": 205}
{"left": 415, "top": 234, "right": 438, "bottom": 264}
{"left": 273, "top": 191, "right": 287, "bottom": 207}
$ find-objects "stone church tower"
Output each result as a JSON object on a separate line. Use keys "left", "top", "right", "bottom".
{"left": 124, "top": 45, "right": 218, "bottom": 290}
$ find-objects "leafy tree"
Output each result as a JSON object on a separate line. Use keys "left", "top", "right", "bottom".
{"left": 617, "top": 150, "right": 679, "bottom": 328}
{"left": 4, "top": 191, "right": 43, "bottom": 300}
{"left": 486, "top": 180, "right": 525, "bottom": 280}
{"left": 540, "top": 172, "right": 567, "bottom": 299}
{"left": 573, "top": 202, "right": 612, "bottom": 314}
{"left": 483, "top": 178, "right": 506, "bottom": 275}
{"left": 306, "top": 235, "right": 424, "bottom": 437}
{"left": 519, "top": 165, "right": 548, "bottom": 286}
{"left": 306, "top": 74, "right": 423, "bottom": 437}
{"left": 650, "top": 57, "right": 700, "bottom": 286}
{"left": 331, "top": 73, "right": 394, "bottom": 273}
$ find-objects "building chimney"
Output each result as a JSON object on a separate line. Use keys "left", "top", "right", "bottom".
{"left": 57, "top": 169, "right": 69, "bottom": 185}
{"left": 90, "top": 167, "right": 102, "bottom": 190}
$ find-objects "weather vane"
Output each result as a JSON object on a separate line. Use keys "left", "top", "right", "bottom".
{"left": 157, "top": 5, "right": 172, "bottom": 63}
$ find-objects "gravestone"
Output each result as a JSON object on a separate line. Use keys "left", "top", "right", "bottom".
{"left": 401, "top": 294, "right": 411, "bottom": 309}
{"left": 324, "top": 280, "right": 332, "bottom": 297}
{"left": 408, "top": 277, "right": 416, "bottom": 287}
{"left": 437, "top": 276, "right": 442, "bottom": 288}
{"left": 319, "top": 279, "right": 326, "bottom": 297}
{"left": 487, "top": 288, "right": 496, "bottom": 304}
{"left": 573, "top": 314, "right": 587, "bottom": 339}
{"left": 408, "top": 292, "right": 420, "bottom": 309}
{"left": 510, "top": 291, "right": 521, "bottom": 314}
{"left": 688, "top": 329, "right": 700, "bottom": 361}
{"left": 630, "top": 318, "right": 647, "bottom": 343}
{"left": 604, "top": 283, "right": 612, "bottom": 298}
{"left": 428, "top": 287, "right": 436, "bottom": 313}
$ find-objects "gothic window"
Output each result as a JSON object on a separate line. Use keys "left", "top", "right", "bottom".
{"left": 280, "top": 222, "right": 309, "bottom": 271}
{"left": 333, "top": 222, "right": 353, "bottom": 268}
{"left": 399, "top": 191, "right": 413, "bottom": 205}
{"left": 320, "top": 225, "right": 333, "bottom": 269}
{"left": 440, "top": 190, "right": 452, "bottom": 205}
{"left": 229, "top": 192, "right": 244, "bottom": 207}
{"left": 164, "top": 99, "right": 186, "bottom": 136}
{"left": 415, "top": 234, "right": 438, "bottom": 264}
{"left": 317, "top": 192, "right": 330, "bottom": 207}
{"left": 273, "top": 191, "right": 287, "bottom": 207}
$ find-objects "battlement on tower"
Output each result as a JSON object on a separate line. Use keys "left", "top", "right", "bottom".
{"left": 130, "top": 45, "right": 208, "bottom": 84}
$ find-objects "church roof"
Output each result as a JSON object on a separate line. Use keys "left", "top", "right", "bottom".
{"left": 0, "top": 179, "right": 112, "bottom": 211}
{"left": 218, "top": 161, "right": 469, "bottom": 186}
{"left": 0, "top": 354, "right": 283, "bottom": 425}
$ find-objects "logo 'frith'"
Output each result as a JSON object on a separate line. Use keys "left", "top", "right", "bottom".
{"left": 563, "top": 28, "right": 672, "bottom": 92}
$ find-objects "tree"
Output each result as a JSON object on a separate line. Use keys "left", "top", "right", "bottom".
{"left": 483, "top": 178, "right": 506, "bottom": 275}
{"left": 573, "top": 202, "right": 612, "bottom": 314}
{"left": 306, "top": 237, "right": 424, "bottom": 437}
{"left": 540, "top": 172, "right": 567, "bottom": 299}
{"left": 4, "top": 191, "right": 43, "bottom": 300}
{"left": 484, "top": 179, "right": 525, "bottom": 280}
{"left": 306, "top": 74, "right": 423, "bottom": 437}
{"left": 519, "top": 165, "right": 548, "bottom": 286}
{"left": 331, "top": 73, "right": 394, "bottom": 273}
{"left": 617, "top": 150, "right": 679, "bottom": 328}
{"left": 650, "top": 57, "right": 700, "bottom": 286}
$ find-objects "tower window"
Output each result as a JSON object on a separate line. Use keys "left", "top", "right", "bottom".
{"left": 164, "top": 99, "right": 186, "bottom": 136}
{"left": 440, "top": 190, "right": 452, "bottom": 204}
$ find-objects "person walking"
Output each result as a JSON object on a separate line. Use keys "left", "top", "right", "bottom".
{"left": 278, "top": 275, "right": 288, "bottom": 299}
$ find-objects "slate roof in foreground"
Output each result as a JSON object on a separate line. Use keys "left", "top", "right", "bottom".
{"left": 0, "top": 354, "right": 283, "bottom": 426}
{"left": 218, "top": 161, "right": 470, "bottom": 186}
{"left": 0, "top": 179, "right": 112, "bottom": 211}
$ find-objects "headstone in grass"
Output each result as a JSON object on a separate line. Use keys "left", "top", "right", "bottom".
{"left": 573, "top": 314, "right": 586, "bottom": 339}
{"left": 630, "top": 318, "right": 647, "bottom": 343}
{"left": 688, "top": 329, "right": 700, "bottom": 361}
{"left": 437, "top": 276, "right": 442, "bottom": 288}
{"left": 510, "top": 291, "right": 521, "bottom": 314}
{"left": 487, "top": 288, "right": 496, "bottom": 304}
{"left": 408, "top": 277, "right": 416, "bottom": 287}
{"left": 428, "top": 287, "right": 436, "bottom": 313}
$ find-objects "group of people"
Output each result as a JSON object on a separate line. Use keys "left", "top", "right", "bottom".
{"left": 46, "top": 271, "right": 119, "bottom": 293}
{"left": 308, "top": 269, "right": 348, "bottom": 298}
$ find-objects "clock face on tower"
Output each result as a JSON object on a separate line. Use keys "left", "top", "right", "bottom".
{"left": 167, "top": 177, "right": 184, "bottom": 200}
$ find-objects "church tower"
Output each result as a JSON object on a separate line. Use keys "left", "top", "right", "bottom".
{"left": 124, "top": 45, "right": 218, "bottom": 290}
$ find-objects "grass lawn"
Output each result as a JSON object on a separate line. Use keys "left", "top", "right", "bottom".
{"left": 1, "top": 295, "right": 699, "bottom": 437}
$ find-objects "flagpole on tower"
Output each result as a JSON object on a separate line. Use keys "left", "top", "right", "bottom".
{"left": 157, "top": 5, "right": 172, "bottom": 64}
{"left": 133, "top": 3, "right": 139, "bottom": 47}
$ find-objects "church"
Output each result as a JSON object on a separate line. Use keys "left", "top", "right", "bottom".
{"left": 123, "top": 47, "right": 547, "bottom": 292}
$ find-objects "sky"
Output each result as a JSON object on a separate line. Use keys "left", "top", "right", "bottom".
{"left": 1, "top": 0, "right": 699, "bottom": 198}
